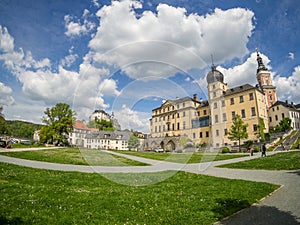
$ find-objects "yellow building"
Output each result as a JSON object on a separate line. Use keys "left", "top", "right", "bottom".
{"left": 149, "top": 51, "right": 273, "bottom": 150}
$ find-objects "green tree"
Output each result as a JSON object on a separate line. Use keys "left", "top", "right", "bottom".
{"left": 278, "top": 117, "right": 292, "bottom": 132}
{"left": 41, "top": 103, "right": 75, "bottom": 145}
{"left": 0, "top": 106, "right": 7, "bottom": 134}
{"left": 227, "top": 114, "right": 248, "bottom": 152}
{"left": 95, "top": 118, "right": 114, "bottom": 131}
{"left": 127, "top": 133, "right": 140, "bottom": 151}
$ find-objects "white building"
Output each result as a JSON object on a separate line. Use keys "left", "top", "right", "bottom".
{"left": 69, "top": 120, "right": 98, "bottom": 147}
{"left": 85, "top": 131, "right": 131, "bottom": 150}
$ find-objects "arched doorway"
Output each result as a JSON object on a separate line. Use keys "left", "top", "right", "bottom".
{"left": 166, "top": 140, "right": 176, "bottom": 152}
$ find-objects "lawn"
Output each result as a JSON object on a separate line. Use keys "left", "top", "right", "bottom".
{"left": 0, "top": 162, "right": 278, "bottom": 225}
{"left": 116, "top": 150, "right": 248, "bottom": 164}
{"left": 0, "top": 148, "right": 148, "bottom": 166}
{"left": 218, "top": 151, "right": 300, "bottom": 170}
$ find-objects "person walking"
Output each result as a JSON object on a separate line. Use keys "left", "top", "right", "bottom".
{"left": 261, "top": 143, "right": 267, "bottom": 157}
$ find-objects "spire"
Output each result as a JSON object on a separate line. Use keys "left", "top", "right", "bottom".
{"left": 211, "top": 54, "right": 216, "bottom": 71}
{"left": 256, "top": 48, "right": 268, "bottom": 73}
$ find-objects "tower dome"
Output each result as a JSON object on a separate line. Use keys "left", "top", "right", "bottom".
{"left": 206, "top": 64, "right": 224, "bottom": 84}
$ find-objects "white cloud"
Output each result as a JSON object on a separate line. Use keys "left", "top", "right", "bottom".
{"left": 0, "top": 25, "right": 14, "bottom": 53}
{"left": 114, "top": 105, "right": 150, "bottom": 133}
{"left": 61, "top": 46, "right": 78, "bottom": 67}
{"left": 64, "top": 9, "right": 95, "bottom": 37}
{"left": 288, "top": 52, "right": 294, "bottom": 60}
{"left": 88, "top": 1, "right": 254, "bottom": 80}
{"left": 98, "top": 79, "right": 121, "bottom": 96}
{"left": 274, "top": 65, "right": 300, "bottom": 103}
{"left": 0, "top": 82, "right": 14, "bottom": 106}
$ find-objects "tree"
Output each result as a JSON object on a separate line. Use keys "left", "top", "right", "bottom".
{"left": 127, "top": 133, "right": 140, "bottom": 151}
{"left": 227, "top": 114, "right": 248, "bottom": 152}
{"left": 95, "top": 118, "right": 114, "bottom": 131}
{"left": 41, "top": 103, "right": 75, "bottom": 145}
{"left": 0, "top": 106, "right": 7, "bottom": 134}
{"left": 278, "top": 117, "right": 292, "bottom": 132}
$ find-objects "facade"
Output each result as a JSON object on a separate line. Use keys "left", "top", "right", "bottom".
{"left": 69, "top": 120, "right": 98, "bottom": 147}
{"left": 149, "top": 51, "right": 274, "bottom": 150}
{"left": 269, "top": 101, "right": 300, "bottom": 130}
{"left": 85, "top": 131, "right": 131, "bottom": 150}
{"left": 206, "top": 64, "right": 269, "bottom": 148}
{"left": 150, "top": 94, "right": 210, "bottom": 150}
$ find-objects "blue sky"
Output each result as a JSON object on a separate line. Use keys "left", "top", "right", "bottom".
{"left": 0, "top": 0, "right": 299, "bottom": 133}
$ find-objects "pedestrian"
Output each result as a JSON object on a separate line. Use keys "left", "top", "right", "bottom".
{"left": 248, "top": 147, "right": 254, "bottom": 156}
{"left": 261, "top": 143, "right": 267, "bottom": 157}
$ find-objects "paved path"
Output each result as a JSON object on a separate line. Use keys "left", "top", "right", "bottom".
{"left": 0, "top": 148, "right": 299, "bottom": 224}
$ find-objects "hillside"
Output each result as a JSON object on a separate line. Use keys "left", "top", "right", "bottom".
{"left": 4, "top": 120, "right": 44, "bottom": 139}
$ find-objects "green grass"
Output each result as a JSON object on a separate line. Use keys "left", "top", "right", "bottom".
{"left": 219, "top": 151, "right": 300, "bottom": 170}
{"left": 0, "top": 162, "right": 278, "bottom": 225}
{"left": 116, "top": 151, "right": 248, "bottom": 163}
{"left": 0, "top": 148, "right": 148, "bottom": 166}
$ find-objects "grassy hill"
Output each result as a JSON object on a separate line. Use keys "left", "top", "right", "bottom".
{"left": 4, "top": 120, "right": 43, "bottom": 139}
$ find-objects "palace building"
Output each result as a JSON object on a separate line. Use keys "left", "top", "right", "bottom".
{"left": 148, "top": 50, "right": 276, "bottom": 150}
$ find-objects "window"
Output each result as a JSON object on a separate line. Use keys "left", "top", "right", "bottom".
{"left": 214, "top": 102, "right": 217, "bottom": 109}
{"left": 232, "top": 111, "right": 236, "bottom": 119}
{"left": 222, "top": 100, "right": 225, "bottom": 107}
{"left": 183, "top": 103, "right": 185, "bottom": 107}
{"left": 249, "top": 93, "right": 254, "bottom": 100}
{"left": 223, "top": 113, "right": 227, "bottom": 122}
{"left": 275, "top": 115, "right": 278, "bottom": 121}
{"left": 183, "top": 111, "right": 186, "bottom": 117}
{"left": 177, "top": 123, "right": 180, "bottom": 130}
{"left": 172, "top": 123, "right": 175, "bottom": 131}
{"left": 177, "top": 113, "right": 180, "bottom": 118}
{"left": 241, "top": 109, "right": 246, "bottom": 118}
{"left": 239, "top": 96, "right": 244, "bottom": 103}
{"left": 282, "top": 113, "right": 285, "bottom": 119}
{"left": 193, "top": 133, "right": 196, "bottom": 139}
{"left": 213, "top": 92, "right": 216, "bottom": 97}
{"left": 199, "top": 132, "right": 203, "bottom": 138}
{"left": 212, "top": 84, "right": 215, "bottom": 89}
{"left": 251, "top": 107, "right": 256, "bottom": 116}
{"left": 269, "top": 117, "right": 272, "bottom": 123}
{"left": 206, "top": 131, "right": 209, "bottom": 137}
{"left": 224, "top": 129, "right": 228, "bottom": 135}
{"left": 183, "top": 121, "right": 186, "bottom": 129}
{"left": 230, "top": 98, "right": 235, "bottom": 105}
{"left": 215, "top": 115, "right": 219, "bottom": 123}
{"left": 203, "top": 110, "right": 207, "bottom": 115}
{"left": 253, "top": 124, "right": 258, "bottom": 132}
{"left": 216, "top": 130, "right": 219, "bottom": 136}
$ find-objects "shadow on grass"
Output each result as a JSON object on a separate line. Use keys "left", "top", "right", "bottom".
{"left": 212, "top": 198, "right": 250, "bottom": 219}
{"left": 216, "top": 205, "right": 300, "bottom": 225}
{"left": 0, "top": 215, "right": 27, "bottom": 225}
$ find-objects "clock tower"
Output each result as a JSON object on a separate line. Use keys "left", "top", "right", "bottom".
{"left": 256, "top": 49, "right": 277, "bottom": 108}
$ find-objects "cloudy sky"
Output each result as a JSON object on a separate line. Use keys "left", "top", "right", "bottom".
{"left": 0, "top": 0, "right": 299, "bottom": 133}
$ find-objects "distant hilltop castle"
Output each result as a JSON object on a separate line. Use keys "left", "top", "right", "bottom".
{"left": 89, "top": 109, "right": 121, "bottom": 131}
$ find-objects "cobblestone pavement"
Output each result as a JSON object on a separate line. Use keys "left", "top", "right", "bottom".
{"left": 0, "top": 148, "right": 299, "bottom": 224}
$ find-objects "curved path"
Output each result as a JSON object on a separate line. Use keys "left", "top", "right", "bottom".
{"left": 0, "top": 148, "right": 299, "bottom": 224}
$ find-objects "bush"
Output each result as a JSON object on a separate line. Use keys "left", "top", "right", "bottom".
{"left": 222, "top": 147, "right": 230, "bottom": 154}
{"left": 253, "top": 147, "right": 260, "bottom": 152}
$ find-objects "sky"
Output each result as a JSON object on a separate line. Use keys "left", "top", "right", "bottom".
{"left": 0, "top": 0, "right": 299, "bottom": 133}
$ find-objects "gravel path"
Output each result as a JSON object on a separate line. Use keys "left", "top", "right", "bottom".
{"left": 0, "top": 148, "right": 299, "bottom": 224}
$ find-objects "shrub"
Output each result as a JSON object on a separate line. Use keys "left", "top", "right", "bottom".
{"left": 253, "top": 147, "right": 260, "bottom": 152}
{"left": 222, "top": 147, "right": 230, "bottom": 154}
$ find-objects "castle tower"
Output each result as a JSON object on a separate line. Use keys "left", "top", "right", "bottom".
{"left": 206, "top": 63, "right": 228, "bottom": 148}
{"left": 256, "top": 49, "right": 277, "bottom": 108}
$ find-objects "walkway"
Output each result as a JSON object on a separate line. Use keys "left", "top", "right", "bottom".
{"left": 0, "top": 148, "right": 299, "bottom": 224}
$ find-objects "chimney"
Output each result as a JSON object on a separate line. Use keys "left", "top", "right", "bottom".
{"left": 193, "top": 94, "right": 198, "bottom": 101}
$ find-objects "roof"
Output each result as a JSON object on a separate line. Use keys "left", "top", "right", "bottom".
{"left": 152, "top": 96, "right": 202, "bottom": 111}
{"left": 270, "top": 101, "right": 299, "bottom": 111}
{"left": 86, "top": 130, "right": 131, "bottom": 140}
{"left": 224, "top": 84, "right": 258, "bottom": 96}
{"left": 73, "top": 120, "right": 98, "bottom": 132}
